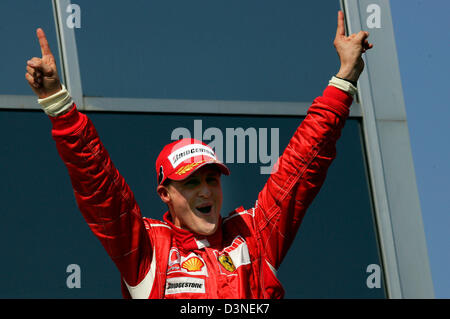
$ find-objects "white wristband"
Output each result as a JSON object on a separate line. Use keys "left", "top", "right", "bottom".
{"left": 37, "top": 85, "right": 74, "bottom": 117}
{"left": 328, "top": 76, "right": 358, "bottom": 96}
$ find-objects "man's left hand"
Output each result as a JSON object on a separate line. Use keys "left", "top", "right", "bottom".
{"left": 334, "top": 10, "right": 373, "bottom": 83}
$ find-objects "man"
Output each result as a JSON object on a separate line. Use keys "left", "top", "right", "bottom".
{"left": 25, "top": 11, "right": 372, "bottom": 298}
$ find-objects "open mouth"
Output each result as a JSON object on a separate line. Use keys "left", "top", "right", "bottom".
{"left": 196, "top": 205, "right": 212, "bottom": 214}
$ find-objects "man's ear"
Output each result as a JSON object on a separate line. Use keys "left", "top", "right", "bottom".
{"left": 157, "top": 185, "right": 171, "bottom": 204}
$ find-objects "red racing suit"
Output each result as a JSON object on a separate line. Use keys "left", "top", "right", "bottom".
{"left": 49, "top": 85, "right": 352, "bottom": 299}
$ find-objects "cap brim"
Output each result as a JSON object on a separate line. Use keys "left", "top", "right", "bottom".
{"left": 167, "top": 159, "right": 230, "bottom": 182}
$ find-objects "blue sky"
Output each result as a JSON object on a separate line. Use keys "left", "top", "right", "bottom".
{"left": 390, "top": 0, "right": 450, "bottom": 298}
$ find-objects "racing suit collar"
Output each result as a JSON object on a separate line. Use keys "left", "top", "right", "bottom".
{"left": 163, "top": 211, "right": 223, "bottom": 251}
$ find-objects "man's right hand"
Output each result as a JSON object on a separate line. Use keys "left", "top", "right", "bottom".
{"left": 25, "top": 28, "right": 62, "bottom": 99}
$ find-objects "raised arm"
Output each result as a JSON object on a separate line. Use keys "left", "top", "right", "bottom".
{"left": 25, "top": 29, "right": 152, "bottom": 292}
{"left": 254, "top": 11, "right": 373, "bottom": 270}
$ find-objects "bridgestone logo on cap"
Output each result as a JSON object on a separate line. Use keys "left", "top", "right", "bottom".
{"left": 169, "top": 144, "right": 216, "bottom": 168}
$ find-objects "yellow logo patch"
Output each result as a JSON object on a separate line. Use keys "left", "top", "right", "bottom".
{"left": 181, "top": 257, "right": 204, "bottom": 272}
{"left": 218, "top": 254, "right": 236, "bottom": 272}
{"left": 175, "top": 160, "right": 206, "bottom": 175}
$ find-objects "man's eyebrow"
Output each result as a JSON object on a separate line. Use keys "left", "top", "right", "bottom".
{"left": 206, "top": 170, "right": 221, "bottom": 176}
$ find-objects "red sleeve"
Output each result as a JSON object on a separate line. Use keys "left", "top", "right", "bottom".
{"left": 50, "top": 104, "right": 152, "bottom": 288}
{"left": 254, "top": 86, "right": 353, "bottom": 270}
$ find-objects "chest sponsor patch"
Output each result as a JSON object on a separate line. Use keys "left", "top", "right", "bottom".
{"left": 165, "top": 277, "right": 205, "bottom": 295}
{"left": 216, "top": 236, "right": 251, "bottom": 273}
{"left": 218, "top": 254, "right": 236, "bottom": 272}
{"left": 167, "top": 249, "right": 208, "bottom": 276}
{"left": 182, "top": 256, "right": 205, "bottom": 272}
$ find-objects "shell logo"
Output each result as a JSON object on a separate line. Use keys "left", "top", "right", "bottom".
{"left": 181, "top": 257, "right": 204, "bottom": 272}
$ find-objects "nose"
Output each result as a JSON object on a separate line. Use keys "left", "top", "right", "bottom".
{"left": 198, "top": 180, "right": 212, "bottom": 198}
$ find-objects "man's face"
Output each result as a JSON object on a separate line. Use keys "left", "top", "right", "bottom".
{"left": 158, "top": 165, "right": 223, "bottom": 236}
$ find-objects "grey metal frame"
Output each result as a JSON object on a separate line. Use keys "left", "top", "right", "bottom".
{"left": 0, "top": 0, "right": 433, "bottom": 299}
{"left": 83, "top": 96, "right": 362, "bottom": 117}
{"left": 342, "top": 0, "right": 434, "bottom": 298}
{"left": 52, "top": 0, "right": 83, "bottom": 109}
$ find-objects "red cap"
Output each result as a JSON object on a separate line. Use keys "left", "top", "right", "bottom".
{"left": 156, "top": 138, "right": 230, "bottom": 185}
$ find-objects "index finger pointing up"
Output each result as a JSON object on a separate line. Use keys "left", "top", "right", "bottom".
{"left": 336, "top": 10, "right": 346, "bottom": 37}
{"left": 36, "top": 28, "right": 52, "bottom": 56}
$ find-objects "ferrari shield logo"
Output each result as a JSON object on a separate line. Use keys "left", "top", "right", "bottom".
{"left": 218, "top": 254, "right": 236, "bottom": 272}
